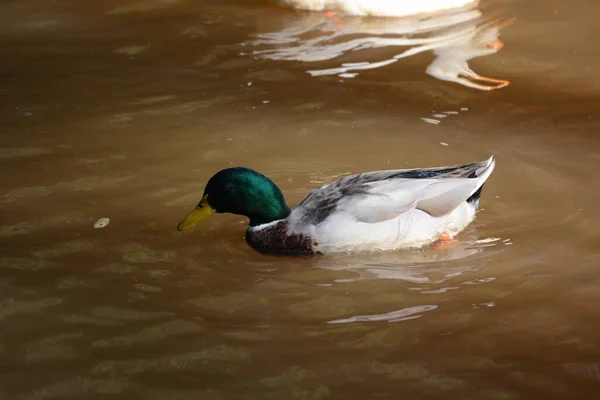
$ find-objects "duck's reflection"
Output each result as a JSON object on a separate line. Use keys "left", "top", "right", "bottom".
{"left": 312, "top": 233, "right": 504, "bottom": 284}
{"left": 246, "top": 3, "right": 512, "bottom": 90}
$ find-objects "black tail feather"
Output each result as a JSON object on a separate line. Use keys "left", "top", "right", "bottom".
{"left": 467, "top": 184, "right": 485, "bottom": 204}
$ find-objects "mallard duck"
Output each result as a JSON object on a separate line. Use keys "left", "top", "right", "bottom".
{"left": 177, "top": 156, "right": 495, "bottom": 255}
{"left": 279, "top": 0, "right": 478, "bottom": 17}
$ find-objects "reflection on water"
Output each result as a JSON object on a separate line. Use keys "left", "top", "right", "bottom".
{"left": 248, "top": 2, "right": 510, "bottom": 90}
{"left": 319, "top": 241, "right": 497, "bottom": 283}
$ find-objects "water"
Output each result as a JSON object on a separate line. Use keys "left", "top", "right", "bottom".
{"left": 1, "top": 0, "right": 600, "bottom": 398}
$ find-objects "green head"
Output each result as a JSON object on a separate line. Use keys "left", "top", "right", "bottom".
{"left": 177, "top": 167, "right": 291, "bottom": 230}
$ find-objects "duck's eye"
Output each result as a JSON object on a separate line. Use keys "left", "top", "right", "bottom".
{"left": 223, "top": 184, "right": 232, "bottom": 192}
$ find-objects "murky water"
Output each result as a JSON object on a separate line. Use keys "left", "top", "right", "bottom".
{"left": 1, "top": 0, "right": 600, "bottom": 398}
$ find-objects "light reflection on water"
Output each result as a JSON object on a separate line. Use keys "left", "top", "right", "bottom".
{"left": 328, "top": 304, "right": 439, "bottom": 324}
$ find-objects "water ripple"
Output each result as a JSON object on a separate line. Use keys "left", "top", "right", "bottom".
{"left": 328, "top": 304, "right": 438, "bottom": 324}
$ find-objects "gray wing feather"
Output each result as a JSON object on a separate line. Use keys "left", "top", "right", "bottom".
{"left": 294, "top": 157, "right": 495, "bottom": 225}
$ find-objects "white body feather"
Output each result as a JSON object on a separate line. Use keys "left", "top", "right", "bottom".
{"left": 279, "top": 0, "right": 478, "bottom": 17}
{"left": 294, "top": 200, "right": 477, "bottom": 252}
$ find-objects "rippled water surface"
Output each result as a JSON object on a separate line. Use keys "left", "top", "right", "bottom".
{"left": 1, "top": 0, "right": 600, "bottom": 398}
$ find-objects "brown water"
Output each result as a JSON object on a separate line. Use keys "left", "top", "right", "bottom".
{"left": 1, "top": 0, "right": 600, "bottom": 398}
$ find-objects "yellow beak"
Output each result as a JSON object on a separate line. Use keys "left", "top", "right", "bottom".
{"left": 177, "top": 195, "right": 216, "bottom": 231}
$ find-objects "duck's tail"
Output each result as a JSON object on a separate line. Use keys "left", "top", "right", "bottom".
{"left": 467, "top": 155, "right": 495, "bottom": 205}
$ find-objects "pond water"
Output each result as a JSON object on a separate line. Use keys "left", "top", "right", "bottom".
{"left": 1, "top": 0, "right": 599, "bottom": 398}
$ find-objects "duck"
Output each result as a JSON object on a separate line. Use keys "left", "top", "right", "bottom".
{"left": 278, "top": 0, "right": 479, "bottom": 18}
{"left": 177, "top": 156, "right": 495, "bottom": 255}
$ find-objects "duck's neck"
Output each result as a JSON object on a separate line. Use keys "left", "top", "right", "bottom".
{"left": 242, "top": 181, "right": 291, "bottom": 227}
{"left": 247, "top": 197, "right": 290, "bottom": 227}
